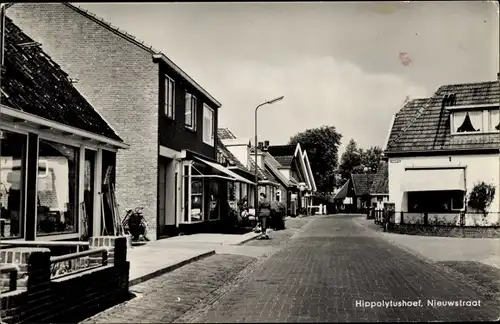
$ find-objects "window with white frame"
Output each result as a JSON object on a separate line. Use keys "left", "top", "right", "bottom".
{"left": 452, "top": 110, "right": 482, "bottom": 133}
{"left": 203, "top": 104, "right": 214, "bottom": 146}
{"left": 489, "top": 108, "right": 500, "bottom": 132}
{"left": 185, "top": 92, "right": 197, "bottom": 130}
{"left": 182, "top": 162, "right": 205, "bottom": 223}
{"left": 165, "top": 75, "right": 175, "bottom": 119}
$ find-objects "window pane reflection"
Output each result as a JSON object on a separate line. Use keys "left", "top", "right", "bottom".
{"left": 0, "top": 130, "right": 26, "bottom": 239}
{"left": 37, "top": 139, "right": 79, "bottom": 236}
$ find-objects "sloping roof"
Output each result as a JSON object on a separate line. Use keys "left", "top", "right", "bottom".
{"left": 333, "top": 180, "right": 350, "bottom": 200}
{"left": 9, "top": 2, "right": 220, "bottom": 107}
{"left": 217, "top": 128, "right": 237, "bottom": 140}
{"left": 370, "top": 161, "right": 388, "bottom": 195}
{"left": 264, "top": 154, "right": 296, "bottom": 187}
{"left": 248, "top": 157, "right": 275, "bottom": 182}
{"left": 274, "top": 155, "right": 294, "bottom": 167}
{"left": 386, "top": 81, "right": 500, "bottom": 153}
{"left": 387, "top": 98, "right": 430, "bottom": 146}
{"left": 267, "top": 145, "right": 297, "bottom": 157}
{"left": 215, "top": 137, "right": 252, "bottom": 176}
{"left": 1, "top": 16, "right": 122, "bottom": 142}
{"left": 350, "top": 173, "right": 376, "bottom": 196}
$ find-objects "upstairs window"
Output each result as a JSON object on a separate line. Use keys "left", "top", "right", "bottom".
{"left": 203, "top": 104, "right": 214, "bottom": 146}
{"left": 452, "top": 110, "right": 482, "bottom": 134}
{"left": 165, "top": 76, "right": 175, "bottom": 119}
{"left": 489, "top": 108, "right": 499, "bottom": 131}
{"left": 185, "top": 92, "right": 197, "bottom": 130}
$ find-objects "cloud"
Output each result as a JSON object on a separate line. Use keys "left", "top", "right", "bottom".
{"left": 197, "top": 55, "right": 428, "bottom": 155}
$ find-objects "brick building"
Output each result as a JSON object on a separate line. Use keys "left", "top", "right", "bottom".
{"left": 0, "top": 16, "right": 127, "bottom": 241}
{"left": 7, "top": 3, "right": 252, "bottom": 240}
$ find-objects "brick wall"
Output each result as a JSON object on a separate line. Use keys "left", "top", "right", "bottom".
{"left": 8, "top": 3, "right": 160, "bottom": 240}
{"left": 0, "top": 237, "right": 129, "bottom": 324}
{"left": 390, "top": 224, "right": 500, "bottom": 238}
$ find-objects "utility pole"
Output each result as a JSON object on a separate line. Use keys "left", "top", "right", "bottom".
{"left": 0, "top": 3, "right": 6, "bottom": 104}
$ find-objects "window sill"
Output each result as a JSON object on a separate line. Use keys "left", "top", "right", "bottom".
{"left": 203, "top": 140, "right": 214, "bottom": 147}
{"left": 185, "top": 126, "right": 197, "bottom": 133}
{"left": 179, "top": 219, "right": 204, "bottom": 224}
{"left": 451, "top": 131, "right": 500, "bottom": 136}
{"left": 36, "top": 233, "right": 80, "bottom": 241}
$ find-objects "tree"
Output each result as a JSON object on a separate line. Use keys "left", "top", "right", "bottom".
{"left": 288, "top": 125, "right": 342, "bottom": 193}
{"left": 468, "top": 181, "right": 496, "bottom": 216}
{"left": 338, "top": 139, "right": 362, "bottom": 181}
{"left": 360, "top": 146, "right": 383, "bottom": 173}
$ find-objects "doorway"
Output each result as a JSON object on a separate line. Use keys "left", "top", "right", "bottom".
{"left": 158, "top": 157, "right": 176, "bottom": 237}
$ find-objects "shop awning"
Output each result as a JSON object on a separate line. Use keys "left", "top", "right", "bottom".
{"left": 401, "top": 168, "right": 465, "bottom": 192}
{"left": 193, "top": 156, "right": 255, "bottom": 186}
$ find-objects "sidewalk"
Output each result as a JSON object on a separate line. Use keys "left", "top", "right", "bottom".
{"left": 353, "top": 216, "right": 500, "bottom": 269}
{"left": 127, "top": 231, "right": 262, "bottom": 286}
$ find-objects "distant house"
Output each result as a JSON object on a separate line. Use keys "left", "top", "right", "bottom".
{"left": 267, "top": 143, "right": 317, "bottom": 214}
{"left": 218, "top": 129, "right": 319, "bottom": 216}
{"left": 0, "top": 17, "right": 127, "bottom": 241}
{"left": 331, "top": 161, "right": 388, "bottom": 213}
{"left": 385, "top": 79, "right": 500, "bottom": 225}
{"left": 8, "top": 3, "right": 256, "bottom": 239}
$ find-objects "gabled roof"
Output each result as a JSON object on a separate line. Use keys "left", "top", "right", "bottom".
{"left": 386, "top": 81, "right": 499, "bottom": 154}
{"left": 370, "top": 161, "right": 388, "bottom": 195}
{"left": 1, "top": 16, "right": 122, "bottom": 142}
{"left": 333, "top": 180, "right": 350, "bottom": 200}
{"left": 215, "top": 137, "right": 253, "bottom": 177}
{"left": 248, "top": 156, "right": 276, "bottom": 183}
{"left": 264, "top": 154, "right": 297, "bottom": 188}
{"left": 350, "top": 173, "right": 376, "bottom": 196}
{"left": 273, "top": 155, "right": 294, "bottom": 167}
{"left": 217, "top": 128, "right": 237, "bottom": 140}
{"left": 267, "top": 144, "right": 297, "bottom": 157}
{"left": 302, "top": 151, "right": 317, "bottom": 191}
{"left": 10, "top": 2, "right": 220, "bottom": 108}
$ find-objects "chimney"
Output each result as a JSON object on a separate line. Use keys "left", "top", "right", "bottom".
{"left": 264, "top": 140, "right": 270, "bottom": 150}
{"left": 497, "top": 72, "right": 499, "bottom": 81}
{"left": 257, "top": 142, "right": 263, "bottom": 150}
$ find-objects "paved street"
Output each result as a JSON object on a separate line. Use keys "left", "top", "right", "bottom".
{"left": 81, "top": 215, "right": 499, "bottom": 323}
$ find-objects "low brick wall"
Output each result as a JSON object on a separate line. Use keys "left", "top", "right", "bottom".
{"left": 389, "top": 224, "right": 500, "bottom": 238}
{"left": 0, "top": 236, "right": 130, "bottom": 324}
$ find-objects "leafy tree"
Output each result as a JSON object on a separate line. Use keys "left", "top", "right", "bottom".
{"left": 339, "top": 139, "right": 362, "bottom": 181}
{"left": 339, "top": 140, "right": 383, "bottom": 182}
{"left": 360, "top": 146, "right": 383, "bottom": 173}
{"left": 288, "top": 125, "right": 342, "bottom": 193}
{"left": 468, "top": 182, "right": 496, "bottom": 215}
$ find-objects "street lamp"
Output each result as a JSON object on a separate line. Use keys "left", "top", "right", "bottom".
{"left": 254, "top": 96, "right": 284, "bottom": 209}
{"left": 363, "top": 166, "right": 371, "bottom": 215}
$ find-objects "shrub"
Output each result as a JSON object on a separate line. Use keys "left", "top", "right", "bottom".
{"left": 468, "top": 182, "right": 496, "bottom": 215}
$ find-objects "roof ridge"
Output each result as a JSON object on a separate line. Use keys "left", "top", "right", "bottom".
{"left": 63, "top": 3, "right": 161, "bottom": 54}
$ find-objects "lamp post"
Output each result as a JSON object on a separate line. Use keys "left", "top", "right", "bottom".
{"left": 363, "top": 166, "right": 371, "bottom": 216}
{"left": 254, "top": 96, "right": 284, "bottom": 209}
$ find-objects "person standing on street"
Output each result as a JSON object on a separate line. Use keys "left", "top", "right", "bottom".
{"left": 257, "top": 192, "right": 271, "bottom": 239}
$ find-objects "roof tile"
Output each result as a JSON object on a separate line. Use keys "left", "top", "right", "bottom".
{"left": 386, "top": 81, "right": 499, "bottom": 153}
{"left": 1, "top": 17, "right": 122, "bottom": 141}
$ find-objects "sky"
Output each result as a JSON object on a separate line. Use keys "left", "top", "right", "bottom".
{"left": 80, "top": 1, "right": 499, "bottom": 156}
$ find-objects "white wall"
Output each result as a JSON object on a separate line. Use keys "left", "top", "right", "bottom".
{"left": 279, "top": 168, "right": 291, "bottom": 179}
{"left": 388, "top": 153, "right": 500, "bottom": 223}
{"left": 222, "top": 139, "right": 250, "bottom": 168}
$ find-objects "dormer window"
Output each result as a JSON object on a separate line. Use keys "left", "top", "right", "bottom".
{"left": 456, "top": 112, "right": 479, "bottom": 132}
{"left": 452, "top": 110, "right": 482, "bottom": 133}
{"left": 450, "top": 107, "right": 499, "bottom": 134}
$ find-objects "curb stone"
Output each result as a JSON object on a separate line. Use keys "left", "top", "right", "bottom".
{"left": 129, "top": 250, "right": 216, "bottom": 286}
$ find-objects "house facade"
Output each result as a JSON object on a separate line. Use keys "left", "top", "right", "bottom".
{"left": 8, "top": 3, "right": 253, "bottom": 240}
{"left": 385, "top": 80, "right": 500, "bottom": 226}
{"left": 1, "top": 17, "right": 127, "bottom": 242}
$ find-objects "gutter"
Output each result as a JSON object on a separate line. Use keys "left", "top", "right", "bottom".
{"left": 152, "top": 53, "right": 221, "bottom": 108}
{"left": 1, "top": 104, "right": 129, "bottom": 149}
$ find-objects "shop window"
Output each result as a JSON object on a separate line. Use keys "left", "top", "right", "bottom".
{"left": 36, "top": 139, "right": 79, "bottom": 236}
{"left": 407, "top": 190, "right": 465, "bottom": 213}
{"left": 191, "top": 179, "right": 203, "bottom": 222}
{"left": 82, "top": 150, "right": 96, "bottom": 239}
{"left": 0, "top": 130, "right": 27, "bottom": 239}
{"left": 209, "top": 180, "right": 220, "bottom": 220}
